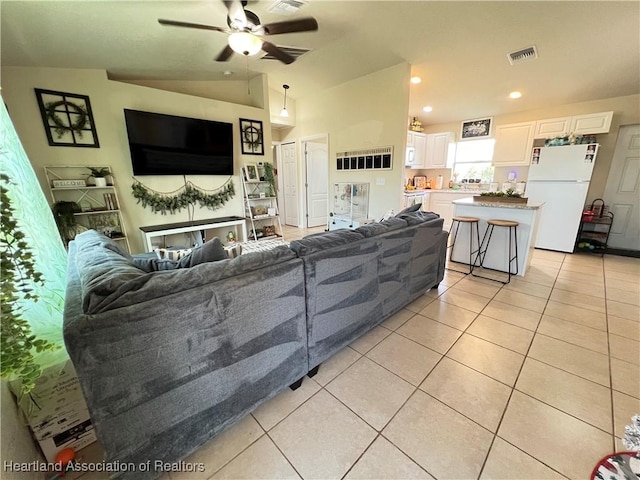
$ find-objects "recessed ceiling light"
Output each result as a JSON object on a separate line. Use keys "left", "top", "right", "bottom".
{"left": 410, "top": 76, "right": 422, "bottom": 84}
{"left": 422, "top": 106, "right": 433, "bottom": 112}
{"left": 509, "top": 91, "right": 522, "bottom": 99}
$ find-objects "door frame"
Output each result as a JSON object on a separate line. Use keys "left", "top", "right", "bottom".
{"left": 275, "top": 140, "right": 301, "bottom": 227}
{"left": 300, "top": 133, "right": 329, "bottom": 228}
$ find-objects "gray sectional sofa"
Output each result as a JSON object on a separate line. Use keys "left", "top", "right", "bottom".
{"left": 63, "top": 210, "right": 446, "bottom": 479}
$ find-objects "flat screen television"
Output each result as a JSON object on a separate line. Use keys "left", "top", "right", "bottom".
{"left": 124, "top": 109, "right": 234, "bottom": 175}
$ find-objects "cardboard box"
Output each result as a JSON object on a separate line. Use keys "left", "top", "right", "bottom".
{"left": 36, "top": 418, "right": 97, "bottom": 463}
{"left": 10, "top": 360, "right": 96, "bottom": 462}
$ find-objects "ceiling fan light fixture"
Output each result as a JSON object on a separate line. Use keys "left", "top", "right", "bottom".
{"left": 228, "top": 32, "right": 263, "bottom": 56}
{"left": 280, "top": 84, "right": 290, "bottom": 117}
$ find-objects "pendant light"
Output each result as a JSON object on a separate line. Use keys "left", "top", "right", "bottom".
{"left": 280, "top": 84, "right": 290, "bottom": 117}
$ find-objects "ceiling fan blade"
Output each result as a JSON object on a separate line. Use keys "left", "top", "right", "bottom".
{"left": 158, "top": 19, "right": 227, "bottom": 33}
{"left": 222, "top": 0, "right": 248, "bottom": 28}
{"left": 261, "top": 41, "right": 295, "bottom": 64}
{"left": 215, "top": 45, "right": 235, "bottom": 62}
{"left": 262, "top": 17, "right": 318, "bottom": 35}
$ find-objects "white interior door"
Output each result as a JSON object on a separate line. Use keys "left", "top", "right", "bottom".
{"left": 304, "top": 138, "right": 329, "bottom": 227}
{"left": 603, "top": 124, "right": 640, "bottom": 251}
{"left": 281, "top": 142, "right": 299, "bottom": 227}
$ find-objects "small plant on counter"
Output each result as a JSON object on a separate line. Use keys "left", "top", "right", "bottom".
{"left": 480, "top": 190, "right": 521, "bottom": 198}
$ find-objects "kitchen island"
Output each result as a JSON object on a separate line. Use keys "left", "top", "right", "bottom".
{"left": 451, "top": 197, "right": 544, "bottom": 276}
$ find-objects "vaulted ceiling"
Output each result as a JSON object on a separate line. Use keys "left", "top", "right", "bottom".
{"left": 2, "top": 1, "right": 639, "bottom": 124}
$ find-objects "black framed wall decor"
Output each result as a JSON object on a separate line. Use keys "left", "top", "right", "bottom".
{"left": 239, "top": 118, "right": 264, "bottom": 155}
{"left": 35, "top": 89, "right": 100, "bottom": 147}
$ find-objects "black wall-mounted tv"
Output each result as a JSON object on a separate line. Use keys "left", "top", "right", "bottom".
{"left": 124, "top": 109, "right": 234, "bottom": 176}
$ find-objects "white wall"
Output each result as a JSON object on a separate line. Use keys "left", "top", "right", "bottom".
{"left": 2, "top": 67, "right": 273, "bottom": 253}
{"left": 281, "top": 63, "right": 411, "bottom": 221}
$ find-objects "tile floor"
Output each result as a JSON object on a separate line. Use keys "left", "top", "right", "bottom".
{"left": 74, "top": 234, "right": 639, "bottom": 480}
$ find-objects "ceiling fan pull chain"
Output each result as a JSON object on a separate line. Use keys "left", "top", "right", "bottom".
{"left": 245, "top": 56, "right": 250, "bottom": 95}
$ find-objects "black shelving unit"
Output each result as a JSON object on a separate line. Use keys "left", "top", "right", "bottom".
{"left": 575, "top": 199, "right": 613, "bottom": 256}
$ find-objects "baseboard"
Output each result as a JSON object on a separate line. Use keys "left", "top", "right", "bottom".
{"left": 605, "top": 248, "right": 640, "bottom": 258}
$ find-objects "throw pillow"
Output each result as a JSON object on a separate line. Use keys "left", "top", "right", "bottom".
{"left": 395, "top": 203, "right": 422, "bottom": 216}
{"left": 177, "top": 237, "right": 227, "bottom": 268}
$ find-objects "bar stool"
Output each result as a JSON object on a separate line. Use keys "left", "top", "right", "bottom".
{"left": 447, "top": 216, "right": 480, "bottom": 274}
{"left": 472, "top": 219, "right": 519, "bottom": 284}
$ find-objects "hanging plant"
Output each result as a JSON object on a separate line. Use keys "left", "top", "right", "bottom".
{"left": 131, "top": 180, "right": 235, "bottom": 215}
{"left": 51, "top": 201, "right": 82, "bottom": 246}
{"left": 45, "top": 100, "right": 88, "bottom": 138}
{"left": 1, "top": 174, "right": 60, "bottom": 394}
{"left": 263, "top": 162, "right": 276, "bottom": 197}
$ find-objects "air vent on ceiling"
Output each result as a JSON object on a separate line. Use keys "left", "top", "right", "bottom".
{"left": 267, "top": 0, "right": 306, "bottom": 15}
{"left": 261, "top": 46, "right": 310, "bottom": 60}
{"left": 508, "top": 46, "right": 538, "bottom": 65}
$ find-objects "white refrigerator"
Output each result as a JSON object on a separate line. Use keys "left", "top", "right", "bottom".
{"left": 525, "top": 144, "right": 598, "bottom": 252}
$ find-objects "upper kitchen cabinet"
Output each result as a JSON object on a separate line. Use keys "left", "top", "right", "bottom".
{"left": 534, "top": 117, "right": 572, "bottom": 138}
{"left": 406, "top": 131, "right": 427, "bottom": 168}
{"left": 492, "top": 121, "right": 536, "bottom": 166}
{"left": 425, "top": 132, "right": 455, "bottom": 169}
{"left": 570, "top": 111, "right": 613, "bottom": 135}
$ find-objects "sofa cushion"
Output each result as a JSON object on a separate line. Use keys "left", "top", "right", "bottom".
{"left": 380, "top": 217, "right": 408, "bottom": 231}
{"left": 83, "top": 246, "right": 298, "bottom": 313}
{"left": 289, "top": 230, "right": 365, "bottom": 257}
{"left": 355, "top": 222, "right": 389, "bottom": 238}
{"left": 177, "top": 237, "right": 227, "bottom": 267}
{"left": 72, "top": 230, "right": 147, "bottom": 313}
{"left": 397, "top": 210, "right": 440, "bottom": 225}
{"left": 395, "top": 203, "right": 422, "bottom": 216}
{"left": 132, "top": 238, "right": 228, "bottom": 272}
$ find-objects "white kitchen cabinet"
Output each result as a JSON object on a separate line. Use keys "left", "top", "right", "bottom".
{"left": 427, "top": 192, "right": 473, "bottom": 230}
{"left": 425, "top": 132, "right": 455, "bottom": 168}
{"left": 570, "top": 111, "right": 613, "bottom": 135}
{"left": 534, "top": 117, "right": 571, "bottom": 138}
{"left": 407, "top": 131, "right": 427, "bottom": 169}
{"left": 492, "top": 121, "right": 536, "bottom": 166}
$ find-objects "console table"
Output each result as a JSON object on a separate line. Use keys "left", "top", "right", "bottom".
{"left": 140, "top": 216, "right": 247, "bottom": 252}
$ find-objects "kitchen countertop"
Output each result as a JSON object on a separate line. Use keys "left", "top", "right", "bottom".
{"left": 452, "top": 197, "right": 544, "bottom": 210}
{"left": 404, "top": 189, "right": 490, "bottom": 194}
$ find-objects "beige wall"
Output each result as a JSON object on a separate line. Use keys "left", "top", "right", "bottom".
{"left": 115, "top": 77, "right": 265, "bottom": 108}
{"left": 2, "top": 67, "right": 273, "bottom": 253}
{"left": 422, "top": 94, "right": 640, "bottom": 203}
{"left": 281, "top": 63, "right": 411, "bottom": 221}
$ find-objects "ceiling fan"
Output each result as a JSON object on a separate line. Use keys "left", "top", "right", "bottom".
{"left": 158, "top": 0, "right": 318, "bottom": 64}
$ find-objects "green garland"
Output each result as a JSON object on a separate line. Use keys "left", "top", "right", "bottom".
{"left": 131, "top": 180, "right": 235, "bottom": 215}
{"left": 45, "top": 100, "right": 88, "bottom": 138}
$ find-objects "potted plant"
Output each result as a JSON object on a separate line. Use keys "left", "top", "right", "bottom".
{"left": 87, "top": 167, "right": 110, "bottom": 187}
{"left": 51, "top": 201, "right": 82, "bottom": 246}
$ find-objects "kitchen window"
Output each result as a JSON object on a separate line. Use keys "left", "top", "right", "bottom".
{"left": 453, "top": 139, "right": 495, "bottom": 183}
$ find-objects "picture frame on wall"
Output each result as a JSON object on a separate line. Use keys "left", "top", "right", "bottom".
{"left": 34, "top": 88, "right": 100, "bottom": 147}
{"left": 239, "top": 118, "right": 264, "bottom": 155}
{"left": 460, "top": 117, "right": 492, "bottom": 140}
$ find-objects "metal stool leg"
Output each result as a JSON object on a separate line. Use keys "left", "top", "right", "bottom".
{"left": 447, "top": 219, "right": 477, "bottom": 275}
{"left": 472, "top": 223, "right": 518, "bottom": 284}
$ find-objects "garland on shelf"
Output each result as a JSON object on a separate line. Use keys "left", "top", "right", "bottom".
{"left": 131, "top": 179, "right": 235, "bottom": 215}
{"left": 45, "top": 100, "right": 88, "bottom": 138}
